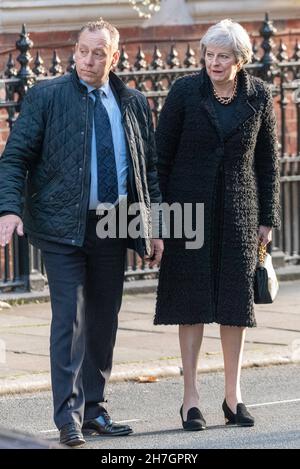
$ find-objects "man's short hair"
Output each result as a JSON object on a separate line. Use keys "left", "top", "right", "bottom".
{"left": 78, "top": 18, "right": 120, "bottom": 51}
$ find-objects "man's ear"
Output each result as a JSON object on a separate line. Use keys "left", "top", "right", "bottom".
{"left": 111, "top": 50, "right": 120, "bottom": 69}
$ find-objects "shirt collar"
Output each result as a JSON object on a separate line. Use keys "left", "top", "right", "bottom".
{"left": 79, "top": 78, "right": 111, "bottom": 97}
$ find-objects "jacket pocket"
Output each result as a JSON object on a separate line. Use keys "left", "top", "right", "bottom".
{"left": 30, "top": 171, "right": 63, "bottom": 203}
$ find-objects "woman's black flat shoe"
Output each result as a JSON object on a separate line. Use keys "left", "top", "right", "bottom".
{"left": 180, "top": 405, "right": 206, "bottom": 431}
{"left": 222, "top": 399, "right": 254, "bottom": 427}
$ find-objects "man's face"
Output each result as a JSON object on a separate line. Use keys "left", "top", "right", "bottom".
{"left": 75, "top": 29, "right": 120, "bottom": 88}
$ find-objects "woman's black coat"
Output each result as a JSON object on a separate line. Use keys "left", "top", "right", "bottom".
{"left": 154, "top": 68, "right": 280, "bottom": 327}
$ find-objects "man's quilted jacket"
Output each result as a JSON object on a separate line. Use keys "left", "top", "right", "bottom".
{"left": 0, "top": 69, "right": 162, "bottom": 256}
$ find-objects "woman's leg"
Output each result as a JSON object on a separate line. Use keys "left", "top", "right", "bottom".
{"left": 220, "top": 325, "right": 246, "bottom": 412}
{"left": 179, "top": 324, "right": 204, "bottom": 419}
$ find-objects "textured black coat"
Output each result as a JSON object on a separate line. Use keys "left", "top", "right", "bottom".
{"left": 154, "top": 69, "right": 280, "bottom": 327}
{"left": 0, "top": 70, "right": 161, "bottom": 257}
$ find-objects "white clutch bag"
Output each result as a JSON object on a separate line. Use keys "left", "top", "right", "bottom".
{"left": 254, "top": 243, "right": 279, "bottom": 304}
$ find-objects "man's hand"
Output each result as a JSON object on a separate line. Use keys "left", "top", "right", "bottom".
{"left": 258, "top": 225, "right": 272, "bottom": 246}
{"left": 144, "top": 239, "right": 164, "bottom": 268}
{"left": 0, "top": 214, "right": 24, "bottom": 247}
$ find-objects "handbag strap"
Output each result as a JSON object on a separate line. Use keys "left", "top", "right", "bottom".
{"left": 258, "top": 242, "right": 267, "bottom": 265}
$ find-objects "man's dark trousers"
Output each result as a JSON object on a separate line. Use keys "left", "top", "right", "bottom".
{"left": 41, "top": 212, "right": 127, "bottom": 430}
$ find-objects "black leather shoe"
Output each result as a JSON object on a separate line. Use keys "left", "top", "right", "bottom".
{"left": 222, "top": 399, "right": 255, "bottom": 427}
{"left": 180, "top": 405, "right": 206, "bottom": 431}
{"left": 82, "top": 409, "right": 133, "bottom": 437}
{"left": 59, "top": 422, "right": 86, "bottom": 447}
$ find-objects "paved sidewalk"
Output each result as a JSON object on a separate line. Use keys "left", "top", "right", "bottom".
{"left": 0, "top": 280, "right": 299, "bottom": 395}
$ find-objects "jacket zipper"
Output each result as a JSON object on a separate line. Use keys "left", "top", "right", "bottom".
{"left": 122, "top": 109, "right": 140, "bottom": 204}
{"left": 77, "top": 95, "right": 89, "bottom": 238}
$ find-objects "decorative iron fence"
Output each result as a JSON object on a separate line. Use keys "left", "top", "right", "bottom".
{"left": 0, "top": 13, "right": 300, "bottom": 292}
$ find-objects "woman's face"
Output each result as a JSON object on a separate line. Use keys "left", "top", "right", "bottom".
{"left": 205, "top": 44, "right": 241, "bottom": 84}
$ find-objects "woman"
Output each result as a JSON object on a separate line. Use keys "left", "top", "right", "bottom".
{"left": 154, "top": 19, "right": 280, "bottom": 430}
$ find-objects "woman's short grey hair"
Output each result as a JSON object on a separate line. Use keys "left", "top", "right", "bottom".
{"left": 78, "top": 18, "right": 120, "bottom": 52}
{"left": 200, "top": 19, "right": 253, "bottom": 66}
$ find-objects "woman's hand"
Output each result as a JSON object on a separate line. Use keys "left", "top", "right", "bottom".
{"left": 257, "top": 225, "right": 272, "bottom": 246}
{"left": 144, "top": 239, "right": 164, "bottom": 268}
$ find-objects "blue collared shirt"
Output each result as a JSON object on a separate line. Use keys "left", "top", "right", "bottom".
{"left": 80, "top": 79, "right": 128, "bottom": 209}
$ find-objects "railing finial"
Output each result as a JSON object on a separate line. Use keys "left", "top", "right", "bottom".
{"left": 4, "top": 53, "right": 17, "bottom": 78}
{"left": 167, "top": 44, "right": 180, "bottom": 69}
{"left": 183, "top": 44, "right": 196, "bottom": 68}
{"left": 150, "top": 45, "right": 164, "bottom": 70}
{"left": 16, "top": 23, "right": 35, "bottom": 96}
{"left": 117, "top": 46, "right": 131, "bottom": 72}
{"left": 33, "top": 51, "right": 46, "bottom": 76}
{"left": 259, "top": 12, "right": 278, "bottom": 82}
{"left": 49, "top": 50, "right": 63, "bottom": 76}
{"left": 134, "top": 46, "right": 148, "bottom": 71}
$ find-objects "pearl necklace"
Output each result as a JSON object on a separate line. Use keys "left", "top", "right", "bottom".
{"left": 212, "top": 76, "right": 238, "bottom": 105}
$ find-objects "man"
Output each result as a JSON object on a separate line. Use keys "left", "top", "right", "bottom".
{"left": 0, "top": 19, "right": 163, "bottom": 446}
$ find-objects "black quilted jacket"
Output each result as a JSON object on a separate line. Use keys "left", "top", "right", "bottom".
{"left": 0, "top": 70, "right": 161, "bottom": 256}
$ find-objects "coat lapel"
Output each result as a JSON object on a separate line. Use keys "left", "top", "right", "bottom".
{"left": 225, "top": 70, "right": 260, "bottom": 140}
{"left": 201, "top": 99, "right": 223, "bottom": 142}
{"left": 109, "top": 71, "right": 135, "bottom": 118}
{"left": 197, "top": 71, "right": 223, "bottom": 141}
{"left": 197, "top": 68, "right": 261, "bottom": 141}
